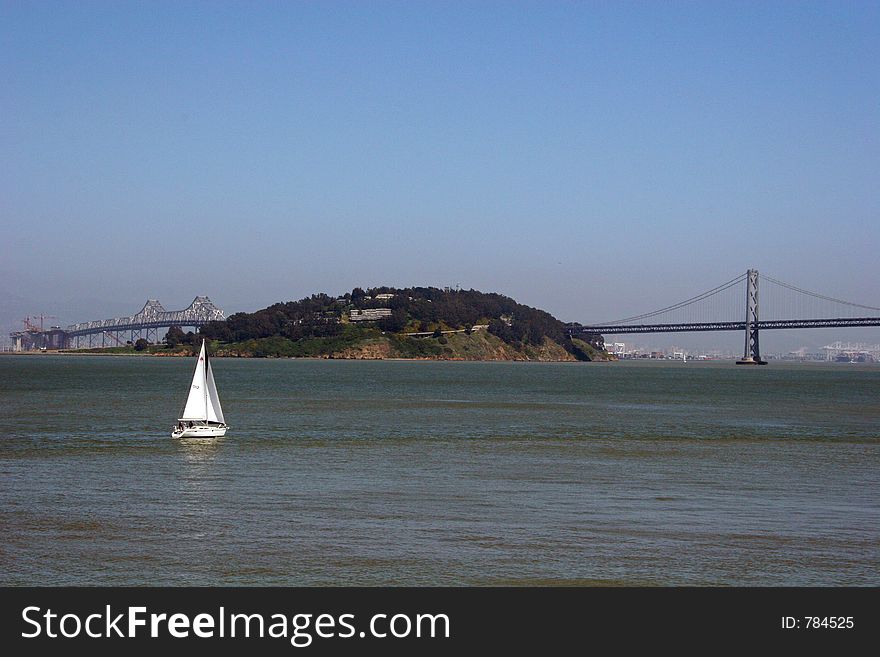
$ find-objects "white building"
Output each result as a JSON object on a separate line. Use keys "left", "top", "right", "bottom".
{"left": 349, "top": 308, "right": 393, "bottom": 322}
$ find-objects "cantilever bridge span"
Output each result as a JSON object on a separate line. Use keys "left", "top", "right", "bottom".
{"left": 567, "top": 270, "right": 880, "bottom": 364}
{"left": 11, "top": 297, "right": 225, "bottom": 350}
{"left": 65, "top": 296, "right": 225, "bottom": 348}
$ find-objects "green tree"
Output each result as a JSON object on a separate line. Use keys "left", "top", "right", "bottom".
{"left": 134, "top": 338, "right": 149, "bottom": 351}
{"left": 165, "top": 326, "right": 185, "bottom": 348}
{"left": 378, "top": 308, "right": 408, "bottom": 333}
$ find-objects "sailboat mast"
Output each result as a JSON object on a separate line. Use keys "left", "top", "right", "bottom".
{"left": 203, "top": 339, "right": 208, "bottom": 422}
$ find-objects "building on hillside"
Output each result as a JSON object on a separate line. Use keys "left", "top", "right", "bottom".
{"left": 349, "top": 308, "right": 393, "bottom": 322}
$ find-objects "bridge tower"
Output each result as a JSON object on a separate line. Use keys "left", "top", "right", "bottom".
{"left": 736, "top": 269, "right": 767, "bottom": 365}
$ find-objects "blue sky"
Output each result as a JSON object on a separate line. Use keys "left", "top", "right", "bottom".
{"left": 2, "top": 1, "right": 878, "bottom": 351}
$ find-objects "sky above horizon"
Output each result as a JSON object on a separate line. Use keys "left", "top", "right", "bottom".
{"left": 2, "top": 1, "right": 879, "bottom": 352}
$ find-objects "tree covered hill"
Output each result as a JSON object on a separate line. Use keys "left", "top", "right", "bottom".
{"left": 198, "top": 287, "right": 606, "bottom": 360}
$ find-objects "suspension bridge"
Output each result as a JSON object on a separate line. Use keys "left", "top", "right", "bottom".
{"left": 567, "top": 270, "right": 880, "bottom": 365}
{"left": 10, "top": 297, "right": 225, "bottom": 351}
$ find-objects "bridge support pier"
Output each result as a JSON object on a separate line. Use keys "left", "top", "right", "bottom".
{"left": 737, "top": 269, "right": 767, "bottom": 365}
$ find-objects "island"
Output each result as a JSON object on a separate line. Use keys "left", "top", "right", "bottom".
{"left": 69, "top": 287, "right": 610, "bottom": 361}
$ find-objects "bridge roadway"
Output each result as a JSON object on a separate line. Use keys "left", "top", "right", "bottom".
{"left": 567, "top": 317, "right": 880, "bottom": 335}
{"left": 8, "top": 296, "right": 227, "bottom": 350}
{"left": 63, "top": 296, "right": 225, "bottom": 338}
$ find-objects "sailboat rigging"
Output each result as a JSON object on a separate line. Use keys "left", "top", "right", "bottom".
{"left": 171, "top": 339, "right": 229, "bottom": 438}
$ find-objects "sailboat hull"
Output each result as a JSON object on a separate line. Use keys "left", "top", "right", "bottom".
{"left": 171, "top": 425, "right": 228, "bottom": 439}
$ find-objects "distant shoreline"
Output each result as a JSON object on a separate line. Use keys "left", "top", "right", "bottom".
{"left": 1, "top": 350, "right": 187, "bottom": 357}
{"left": 3, "top": 351, "right": 873, "bottom": 365}
{"left": 0, "top": 350, "right": 608, "bottom": 363}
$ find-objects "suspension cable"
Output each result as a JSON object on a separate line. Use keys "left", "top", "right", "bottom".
{"left": 762, "top": 275, "right": 880, "bottom": 313}
{"left": 599, "top": 273, "right": 747, "bottom": 325}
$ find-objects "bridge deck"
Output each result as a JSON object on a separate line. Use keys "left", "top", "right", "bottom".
{"left": 568, "top": 317, "right": 880, "bottom": 335}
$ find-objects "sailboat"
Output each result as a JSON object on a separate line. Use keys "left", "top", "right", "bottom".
{"left": 171, "top": 339, "right": 228, "bottom": 438}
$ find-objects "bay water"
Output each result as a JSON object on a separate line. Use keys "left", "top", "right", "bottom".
{"left": 1, "top": 355, "right": 877, "bottom": 585}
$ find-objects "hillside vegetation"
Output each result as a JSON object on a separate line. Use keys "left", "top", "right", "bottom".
{"left": 191, "top": 286, "right": 607, "bottom": 361}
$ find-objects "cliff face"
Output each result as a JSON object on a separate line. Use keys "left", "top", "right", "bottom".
{"left": 327, "top": 332, "right": 598, "bottom": 362}
{"left": 332, "top": 338, "right": 395, "bottom": 360}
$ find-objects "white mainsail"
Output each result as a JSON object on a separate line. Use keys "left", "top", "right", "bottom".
{"left": 205, "top": 356, "right": 225, "bottom": 424}
{"left": 180, "top": 340, "right": 209, "bottom": 421}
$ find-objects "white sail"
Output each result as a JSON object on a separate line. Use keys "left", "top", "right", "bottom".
{"left": 205, "top": 357, "right": 225, "bottom": 424}
{"left": 180, "top": 340, "right": 208, "bottom": 420}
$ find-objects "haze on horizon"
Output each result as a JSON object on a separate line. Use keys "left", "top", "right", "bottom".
{"left": 2, "top": 1, "right": 878, "bottom": 353}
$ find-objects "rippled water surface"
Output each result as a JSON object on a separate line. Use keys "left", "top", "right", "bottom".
{"left": 1, "top": 355, "right": 878, "bottom": 585}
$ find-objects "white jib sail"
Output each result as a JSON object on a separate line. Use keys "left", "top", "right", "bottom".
{"left": 205, "top": 356, "right": 225, "bottom": 424}
{"left": 180, "top": 340, "right": 208, "bottom": 420}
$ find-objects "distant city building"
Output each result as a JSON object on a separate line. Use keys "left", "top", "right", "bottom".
{"left": 822, "top": 341, "right": 880, "bottom": 362}
{"left": 374, "top": 293, "right": 395, "bottom": 301}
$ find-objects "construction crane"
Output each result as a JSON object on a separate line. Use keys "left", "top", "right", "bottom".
{"left": 22, "top": 314, "right": 59, "bottom": 332}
